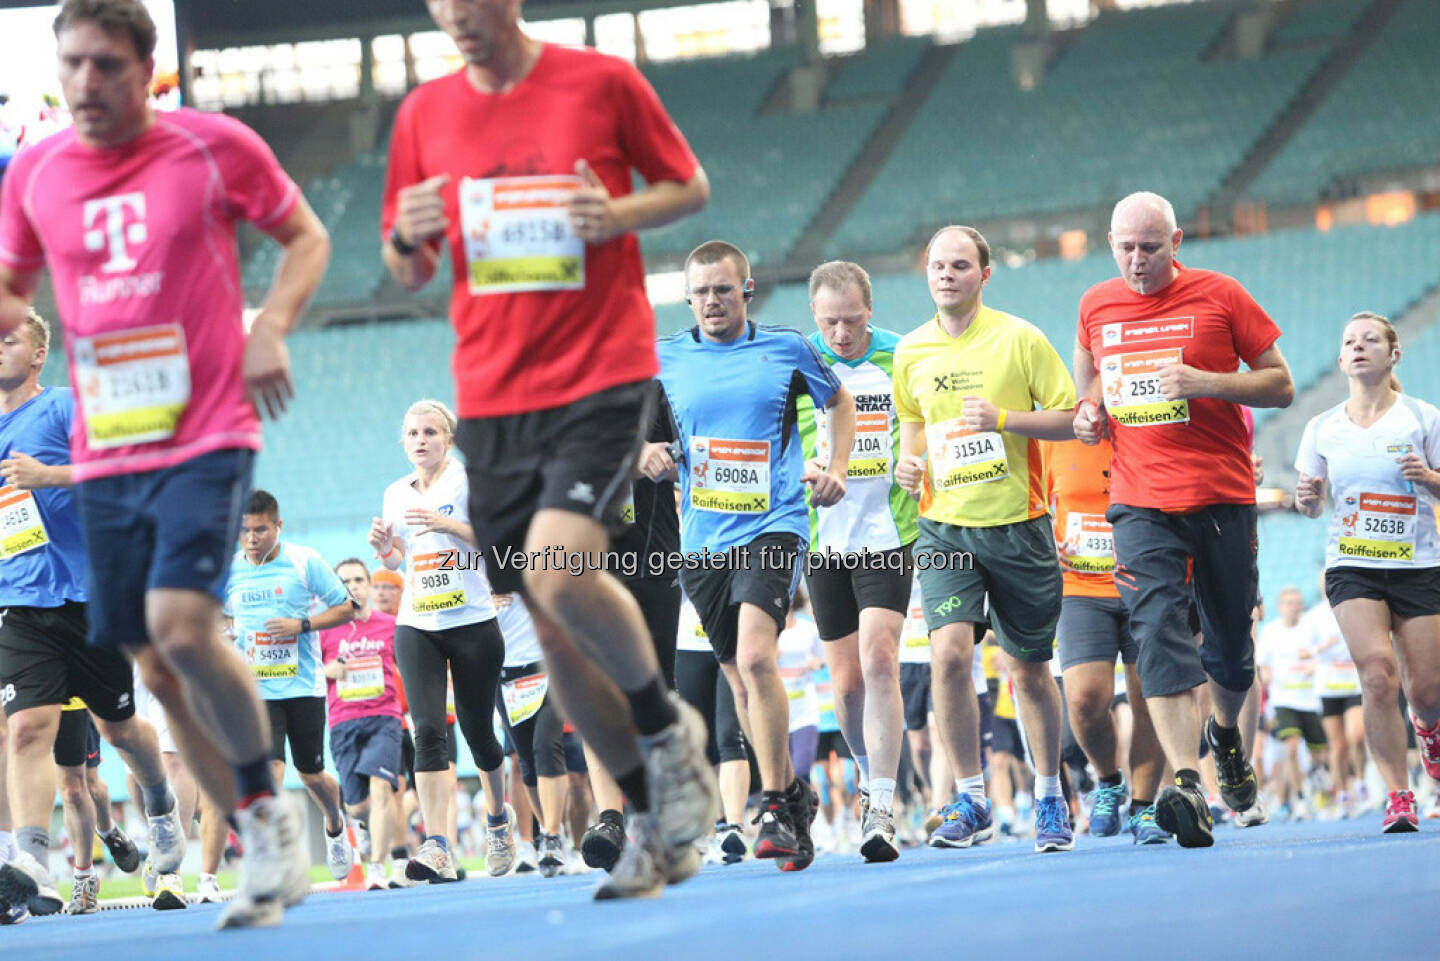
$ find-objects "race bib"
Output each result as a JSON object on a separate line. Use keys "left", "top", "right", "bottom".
{"left": 818, "top": 409, "right": 893, "bottom": 479}
{"left": 411, "top": 553, "right": 467, "bottom": 613}
{"left": 460, "top": 175, "right": 584, "bottom": 294}
{"left": 73, "top": 324, "right": 190, "bottom": 449}
{"left": 501, "top": 671, "right": 548, "bottom": 725}
{"left": 337, "top": 655, "right": 385, "bottom": 702}
{"left": 779, "top": 665, "right": 809, "bottom": 701}
{"left": 1100, "top": 347, "right": 1189, "bottom": 427}
{"left": 0, "top": 484, "right": 49, "bottom": 558}
{"left": 689, "top": 436, "right": 770, "bottom": 513}
{"left": 247, "top": 631, "right": 298, "bottom": 679}
{"left": 1339, "top": 492, "right": 1416, "bottom": 562}
{"left": 926, "top": 418, "right": 1007, "bottom": 490}
{"left": 1060, "top": 512, "right": 1115, "bottom": 573}
{"left": 619, "top": 487, "right": 636, "bottom": 525}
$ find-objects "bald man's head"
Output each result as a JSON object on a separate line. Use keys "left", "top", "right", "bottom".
{"left": 1108, "top": 192, "right": 1182, "bottom": 295}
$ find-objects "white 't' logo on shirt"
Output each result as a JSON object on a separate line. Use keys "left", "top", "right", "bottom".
{"left": 83, "top": 193, "right": 147, "bottom": 273}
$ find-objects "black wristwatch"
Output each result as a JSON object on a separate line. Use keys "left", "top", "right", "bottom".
{"left": 389, "top": 225, "right": 419, "bottom": 256}
{"left": 300, "top": 616, "right": 312, "bottom": 634}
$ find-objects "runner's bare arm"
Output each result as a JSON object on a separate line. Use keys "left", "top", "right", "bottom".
{"left": 246, "top": 197, "right": 331, "bottom": 419}
{"left": 265, "top": 600, "right": 354, "bottom": 640}
{"left": 1072, "top": 341, "right": 1106, "bottom": 445}
{"left": 1156, "top": 344, "right": 1295, "bottom": 409}
{"left": 383, "top": 174, "right": 449, "bottom": 293}
{"left": 0, "top": 263, "right": 40, "bottom": 336}
{"left": 822, "top": 385, "right": 855, "bottom": 481}
{"left": 961, "top": 396, "right": 1075, "bottom": 441}
{"left": 0, "top": 452, "right": 72, "bottom": 489}
{"left": 895, "top": 421, "right": 927, "bottom": 494}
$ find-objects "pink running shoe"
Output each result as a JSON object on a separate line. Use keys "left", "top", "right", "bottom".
{"left": 1411, "top": 715, "right": 1440, "bottom": 782}
{"left": 1383, "top": 790, "right": 1419, "bottom": 833}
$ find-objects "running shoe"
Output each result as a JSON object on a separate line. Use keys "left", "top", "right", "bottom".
{"left": 716, "top": 823, "right": 746, "bottom": 865}
{"left": 514, "top": 840, "right": 539, "bottom": 873}
{"left": 922, "top": 807, "right": 946, "bottom": 836}
{"left": 140, "top": 856, "right": 158, "bottom": 898}
{"left": 1033, "top": 796, "right": 1075, "bottom": 852}
{"left": 152, "top": 871, "right": 186, "bottom": 910}
{"left": 1412, "top": 714, "right": 1440, "bottom": 782}
{"left": 1155, "top": 782, "right": 1214, "bottom": 848}
{"left": 859, "top": 807, "right": 900, "bottom": 863}
{"left": 64, "top": 873, "right": 99, "bottom": 915}
{"left": 928, "top": 795, "right": 995, "bottom": 849}
{"left": 147, "top": 801, "right": 187, "bottom": 873}
{"left": 640, "top": 695, "right": 720, "bottom": 847}
{"left": 581, "top": 810, "right": 626, "bottom": 871}
{"left": 538, "top": 832, "right": 566, "bottom": 878}
{"left": 197, "top": 874, "right": 223, "bottom": 903}
{"left": 325, "top": 828, "right": 356, "bottom": 881}
{"left": 98, "top": 825, "right": 140, "bottom": 874}
{"left": 857, "top": 786, "right": 870, "bottom": 825}
{"left": 0, "top": 851, "right": 63, "bottom": 916}
{"left": 1126, "top": 805, "right": 1169, "bottom": 845}
{"left": 781, "top": 778, "right": 820, "bottom": 872}
{"left": 217, "top": 795, "right": 309, "bottom": 930}
{"left": 485, "top": 803, "right": 518, "bottom": 877}
{"left": 1426, "top": 793, "right": 1440, "bottom": 821}
{"left": 1204, "top": 716, "right": 1258, "bottom": 813}
{"left": 388, "top": 860, "right": 418, "bottom": 889}
{"left": 1233, "top": 795, "right": 1270, "bottom": 828}
{"left": 752, "top": 799, "right": 801, "bottom": 861}
{"left": 1088, "top": 781, "right": 1129, "bottom": 837}
{"left": 364, "top": 863, "right": 388, "bottom": 891}
{"left": 1383, "top": 790, "right": 1419, "bottom": 833}
{"left": 0, "top": 900, "right": 26, "bottom": 925}
{"left": 406, "top": 837, "right": 458, "bottom": 882}
{"left": 594, "top": 814, "right": 666, "bottom": 900}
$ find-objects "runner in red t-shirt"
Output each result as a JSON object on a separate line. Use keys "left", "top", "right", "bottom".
{"left": 0, "top": 1, "right": 328, "bottom": 928}
{"left": 378, "top": 3, "right": 715, "bottom": 900}
{"left": 1071, "top": 191, "right": 1294, "bottom": 847}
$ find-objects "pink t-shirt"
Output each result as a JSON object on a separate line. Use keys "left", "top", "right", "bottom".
{"left": 0, "top": 108, "right": 298, "bottom": 481}
{"left": 319, "top": 609, "right": 402, "bottom": 726}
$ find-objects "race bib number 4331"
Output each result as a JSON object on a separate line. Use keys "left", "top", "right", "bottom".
{"left": 461, "top": 175, "right": 584, "bottom": 294}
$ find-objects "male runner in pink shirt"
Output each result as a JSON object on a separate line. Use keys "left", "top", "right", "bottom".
{"left": 0, "top": 0, "right": 330, "bottom": 929}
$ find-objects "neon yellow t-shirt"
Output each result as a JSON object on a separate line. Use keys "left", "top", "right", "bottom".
{"left": 893, "top": 307, "right": 1077, "bottom": 528}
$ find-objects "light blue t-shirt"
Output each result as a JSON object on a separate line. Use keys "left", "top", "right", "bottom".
{"left": 657, "top": 323, "right": 841, "bottom": 554}
{"left": 225, "top": 542, "right": 350, "bottom": 700}
{"left": 0, "top": 388, "right": 87, "bottom": 607}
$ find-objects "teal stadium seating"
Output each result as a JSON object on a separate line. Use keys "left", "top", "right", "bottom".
{"left": 1246, "top": 0, "right": 1440, "bottom": 206}
{"left": 1269, "top": 0, "right": 1371, "bottom": 48}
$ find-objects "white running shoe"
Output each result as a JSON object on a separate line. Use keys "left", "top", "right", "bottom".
{"left": 485, "top": 804, "right": 517, "bottom": 877}
{"left": 353, "top": 820, "right": 372, "bottom": 861}
{"left": 716, "top": 823, "right": 746, "bottom": 865}
{"left": 405, "top": 838, "right": 458, "bottom": 883}
{"left": 0, "top": 852, "right": 63, "bottom": 916}
{"left": 640, "top": 695, "right": 720, "bottom": 848}
{"left": 388, "top": 859, "right": 418, "bottom": 888}
{"left": 147, "top": 802, "right": 187, "bottom": 873}
{"left": 364, "top": 863, "right": 388, "bottom": 891}
{"left": 594, "top": 815, "right": 666, "bottom": 901}
{"left": 197, "top": 874, "right": 223, "bottom": 903}
{"left": 1234, "top": 796, "right": 1270, "bottom": 828}
{"left": 514, "top": 841, "right": 539, "bottom": 873}
{"left": 859, "top": 808, "right": 900, "bottom": 863}
{"left": 217, "top": 795, "right": 308, "bottom": 930}
{"left": 537, "top": 833, "right": 566, "bottom": 878}
{"left": 64, "top": 873, "right": 99, "bottom": 915}
{"left": 325, "top": 829, "right": 356, "bottom": 880}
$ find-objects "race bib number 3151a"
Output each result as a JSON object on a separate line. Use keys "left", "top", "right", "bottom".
{"left": 461, "top": 176, "right": 584, "bottom": 295}
{"left": 926, "top": 419, "right": 1007, "bottom": 490}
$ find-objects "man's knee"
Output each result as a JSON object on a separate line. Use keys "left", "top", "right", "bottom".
{"left": 7, "top": 707, "right": 59, "bottom": 754}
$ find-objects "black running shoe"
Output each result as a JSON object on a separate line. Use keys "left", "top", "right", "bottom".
{"left": 779, "top": 779, "right": 819, "bottom": 872}
{"left": 581, "top": 810, "right": 626, "bottom": 871}
{"left": 1204, "top": 716, "right": 1257, "bottom": 813}
{"left": 100, "top": 826, "right": 141, "bottom": 874}
{"left": 752, "top": 799, "right": 800, "bottom": 861}
{"left": 1154, "top": 782, "right": 1214, "bottom": 848}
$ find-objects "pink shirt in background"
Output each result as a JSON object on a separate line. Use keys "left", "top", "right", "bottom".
{"left": 319, "top": 609, "right": 402, "bottom": 726}
{"left": 0, "top": 108, "right": 298, "bottom": 481}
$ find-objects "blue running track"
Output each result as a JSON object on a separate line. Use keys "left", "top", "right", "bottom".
{"left": 7, "top": 818, "right": 1432, "bottom": 960}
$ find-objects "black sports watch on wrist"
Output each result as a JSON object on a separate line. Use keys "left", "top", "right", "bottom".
{"left": 389, "top": 225, "right": 418, "bottom": 256}
{"left": 300, "top": 616, "right": 312, "bottom": 634}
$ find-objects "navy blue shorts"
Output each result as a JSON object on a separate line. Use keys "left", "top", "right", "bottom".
{"left": 330, "top": 714, "right": 404, "bottom": 805}
{"left": 74, "top": 449, "right": 253, "bottom": 649}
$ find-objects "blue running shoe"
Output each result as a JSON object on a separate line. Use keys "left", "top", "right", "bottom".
{"left": 1126, "top": 805, "right": 1169, "bottom": 845}
{"left": 1034, "top": 796, "right": 1074, "bottom": 852}
{"left": 928, "top": 795, "right": 995, "bottom": 849}
{"left": 1088, "top": 781, "right": 1128, "bottom": 837}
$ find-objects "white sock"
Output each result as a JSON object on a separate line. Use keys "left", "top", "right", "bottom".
{"left": 1036, "top": 774, "right": 1063, "bottom": 799}
{"left": 73, "top": 866, "right": 93, "bottom": 880}
{"left": 956, "top": 775, "right": 986, "bottom": 805}
{"left": 854, "top": 754, "right": 870, "bottom": 785}
{"left": 869, "top": 778, "right": 896, "bottom": 813}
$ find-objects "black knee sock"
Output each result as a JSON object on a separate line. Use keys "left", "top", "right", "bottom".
{"left": 616, "top": 765, "right": 650, "bottom": 813}
{"left": 627, "top": 675, "right": 679, "bottom": 737}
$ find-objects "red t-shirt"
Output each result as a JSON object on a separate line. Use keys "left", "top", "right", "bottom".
{"left": 1077, "top": 264, "right": 1280, "bottom": 510}
{"left": 381, "top": 45, "right": 699, "bottom": 418}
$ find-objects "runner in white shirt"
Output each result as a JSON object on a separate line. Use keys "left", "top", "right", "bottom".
{"left": 1304, "top": 586, "right": 1367, "bottom": 817}
{"left": 1256, "top": 587, "right": 1324, "bottom": 818}
{"left": 674, "top": 599, "right": 749, "bottom": 864}
{"left": 370, "top": 399, "right": 515, "bottom": 879}
{"left": 1295, "top": 311, "right": 1440, "bottom": 832}
{"left": 778, "top": 615, "right": 824, "bottom": 782}
{"left": 494, "top": 592, "right": 569, "bottom": 877}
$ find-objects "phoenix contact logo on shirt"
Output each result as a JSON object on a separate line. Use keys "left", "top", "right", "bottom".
{"left": 1101, "top": 316, "right": 1193, "bottom": 347}
{"left": 854, "top": 393, "right": 892, "bottom": 412}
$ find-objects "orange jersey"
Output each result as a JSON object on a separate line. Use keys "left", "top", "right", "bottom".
{"left": 1041, "top": 438, "right": 1119, "bottom": 599}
